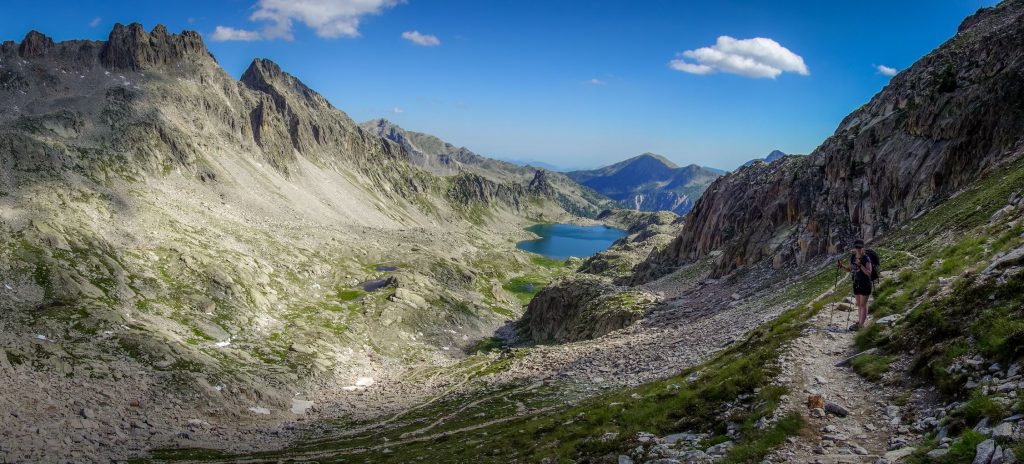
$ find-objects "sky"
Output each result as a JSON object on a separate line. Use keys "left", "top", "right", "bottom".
{"left": 0, "top": 0, "right": 1000, "bottom": 171}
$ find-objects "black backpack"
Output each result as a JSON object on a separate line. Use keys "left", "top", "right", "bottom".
{"left": 864, "top": 249, "right": 881, "bottom": 281}
{"left": 851, "top": 249, "right": 881, "bottom": 281}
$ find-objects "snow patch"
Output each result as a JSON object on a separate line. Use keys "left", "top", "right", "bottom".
{"left": 290, "top": 399, "right": 314, "bottom": 414}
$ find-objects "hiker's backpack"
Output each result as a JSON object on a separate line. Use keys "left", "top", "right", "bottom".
{"left": 865, "top": 249, "right": 881, "bottom": 281}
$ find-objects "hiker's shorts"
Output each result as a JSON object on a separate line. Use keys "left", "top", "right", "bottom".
{"left": 853, "top": 279, "right": 872, "bottom": 296}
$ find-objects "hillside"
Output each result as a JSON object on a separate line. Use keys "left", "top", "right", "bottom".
{"left": 566, "top": 153, "right": 724, "bottom": 214}
{"left": 361, "top": 118, "right": 613, "bottom": 217}
{"left": 0, "top": 23, "right": 600, "bottom": 461}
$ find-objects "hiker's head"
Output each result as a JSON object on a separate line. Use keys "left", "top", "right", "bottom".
{"left": 852, "top": 239, "right": 865, "bottom": 255}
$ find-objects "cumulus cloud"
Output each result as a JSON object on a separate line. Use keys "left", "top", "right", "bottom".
{"left": 587, "top": 78, "right": 607, "bottom": 85}
{"left": 669, "top": 36, "right": 808, "bottom": 79}
{"left": 89, "top": 17, "right": 102, "bottom": 28}
{"left": 392, "top": 107, "right": 404, "bottom": 114}
{"left": 876, "top": 64, "right": 898, "bottom": 77}
{"left": 211, "top": 26, "right": 262, "bottom": 42}
{"left": 211, "top": 0, "right": 401, "bottom": 42}
{"left": 401, "top": 30, "right": 440, "bottom": 46}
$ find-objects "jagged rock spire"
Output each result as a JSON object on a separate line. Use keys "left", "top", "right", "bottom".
{"left": 17, "top": 30, "right": 54, "bottom": 58}
{"left": 100, "top": 23, "right": 211, "bottom": 70}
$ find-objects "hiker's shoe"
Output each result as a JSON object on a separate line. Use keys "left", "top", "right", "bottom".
{"left": 848, "top": 323, "right": 861, "bottom": 332}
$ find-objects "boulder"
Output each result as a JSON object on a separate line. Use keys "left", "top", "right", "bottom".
{"left": 974, "top": 439, "right": 995, "bottom": 464}
{"left": 825, "top": 401, "right": 850, "bottom": 417}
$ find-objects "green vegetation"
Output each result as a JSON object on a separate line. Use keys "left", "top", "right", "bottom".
{"left": 906, "top": 430, "right": 990, "bottom": 464}
{"left": 848, "top": 353, "right": 894, "bottom": 381}
{"left": 721, "top": 413, "right": 803, "bottom": 464}
{"left": 468, "top": 336, "right": 506, "bottom": 354}
{"left": 957, "top": 390, "right": 1007, "bottom": 426}
{"left": 503, "top": 276, "right": 546, "bottom": 305}
{"left": 529, "top": 255, "right": 567, "bottom": 269}
{"left": 336, "top": 287, "right": 364, "bottom": 301}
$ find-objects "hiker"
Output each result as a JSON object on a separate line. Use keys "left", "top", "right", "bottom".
{"left": 837, "top": 239, "right": 873, "bottom": 331}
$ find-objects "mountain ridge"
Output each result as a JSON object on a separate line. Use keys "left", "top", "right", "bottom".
{"left": 361, "top": 117, "right": 614, "bottom": 217}
{"left": 565, "top": 153, "right": 724, "bottom": 215}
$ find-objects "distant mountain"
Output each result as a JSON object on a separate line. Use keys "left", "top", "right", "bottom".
{"left": 501, "top": 158, "right": 566, "bottom": 172}
{"left": 742, "top": 149, "right": 788, "bottom": 167}
{"left": 565, "top": 153, "right": 724, "bottom": 215}
{"left": 361, "top": 119, "right": 613, "bottom": 217}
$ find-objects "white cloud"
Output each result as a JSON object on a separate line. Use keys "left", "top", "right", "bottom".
{"left": 587, "top": 78, "right": 607, "bottom": 85}
{"left": 669, "top": 36, "right": 808, "bottom": 79}
{"left": 212, "top": 0, "right": 402, "bottom": 42}
{"left": 89, "top": 17, "right": 102, "bottom": 28}
{"left": 401, "top": 30, "right": 440, "bottom": 46}
{"left": 875, "top": 64, "right": 898, "bottom": 76}
{"left": 211, "top": 26, "right": 262, "bottom": 42}
{"left": 392, "top": 107, "right": 404, "bottom": 114}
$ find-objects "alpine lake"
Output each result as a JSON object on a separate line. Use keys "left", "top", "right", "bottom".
{"left": 515, "top": 223, "right": 626, "bottom": 260}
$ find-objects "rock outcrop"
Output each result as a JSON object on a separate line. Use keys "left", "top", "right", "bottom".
{"left": 520, "top": 275, "right": 660, "bottom": 342}
{"left": 638, "top": 1, "right": 1024, "bottom": 280}
{"left": 100, "top": 23, "right": 212, "bottom": 70}
{"left": 17, "top": 31, "right": 54, "bottom": 58}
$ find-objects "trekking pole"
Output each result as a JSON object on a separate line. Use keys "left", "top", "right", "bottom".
{"left": 827, "top": 262, "right": 839, "bottom": 330}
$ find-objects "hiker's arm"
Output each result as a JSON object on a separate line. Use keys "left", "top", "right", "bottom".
{"left": 837, "top": 260, "right": 850, "bottom": 272}
{"left": 861, "top": 261, "right": 873, "bottom": 276}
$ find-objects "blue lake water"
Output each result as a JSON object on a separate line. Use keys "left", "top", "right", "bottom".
{"left": 516, "top": 223, "right": 627, "bottom": 260}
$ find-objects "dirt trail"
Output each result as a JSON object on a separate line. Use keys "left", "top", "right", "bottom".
{"left": 769, "top": 304, "right": 900, "bottom": 463}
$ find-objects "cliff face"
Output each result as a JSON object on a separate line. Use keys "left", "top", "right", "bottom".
{"left": 637, "top": 1, "right": 1024, "bottom": 280}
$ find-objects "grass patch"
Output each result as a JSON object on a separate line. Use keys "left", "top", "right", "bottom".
{"left": 849, "top": 353, "right": 894, "bottom": 381}
{"left": 336, "top": 287, "right": 364, "bottom": 301}
{"left": 468, "top": 336, "right": 506, "bottom": 354}
{"left": 854, "top": 323, "right": 888, "bottom": 352}
{"left": 956, "top": 390, "right": 1007, "bottom": 426}
{"left": 503, "top": 276, "right": 546, "bottom": 305}
{"left": 906, "top": 430, "right": 987, "bottom": 464}
{"left": 722, "top": 412, "right": 803, "bottom": 463}
{"left": 530, "top": 255, "right": 566, "bottom": 269}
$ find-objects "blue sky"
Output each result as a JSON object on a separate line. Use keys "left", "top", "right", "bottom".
{"left": 1, "top": 0, "right": 999, "bottom": 170}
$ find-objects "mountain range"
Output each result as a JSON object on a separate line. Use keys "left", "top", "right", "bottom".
{"left": 565, "top": 153, "right": 725, "bottom": 214}
{"left": 4, "top": 2, "right": 1024, "bottom": 462}
{"left": 360, "top": 118, "right": 611, "bottom": 217}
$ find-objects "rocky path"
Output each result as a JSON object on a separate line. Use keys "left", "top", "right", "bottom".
{"left": 768, "top": 305, "right": 908, "bottom": 463}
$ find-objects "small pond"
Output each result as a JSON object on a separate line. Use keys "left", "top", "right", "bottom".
{"left": 515, "top": 223, "right": 626, "bottom": 260}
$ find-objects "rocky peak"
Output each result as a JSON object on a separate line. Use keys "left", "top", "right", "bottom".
{"left": 241, "top": 58, "right": 331, "bottom": 111}
{"left": 17, "top": 30, "right": 54, "bottom": 58}
{"left": 100, "top": 23, "right": 211, "bottom": 70}
{"left": 528, "top": 169, "right": 555, "bottom": 196}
